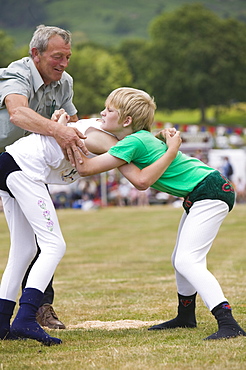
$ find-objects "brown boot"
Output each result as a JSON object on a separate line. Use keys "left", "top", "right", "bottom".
{"left": 36, "top": 304, "right": 66, "bottom": 329}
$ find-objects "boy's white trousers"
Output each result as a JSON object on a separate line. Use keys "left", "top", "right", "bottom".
{"left": 0, "top": 171, "right": 66, "bottom": 302}
{"left": 172, "top": 199, "right": 229, "bottom": 311}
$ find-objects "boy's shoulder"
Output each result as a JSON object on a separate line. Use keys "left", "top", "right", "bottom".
{"left": 118, "top": 130, "right": 158, "bottom": 148}
{"left": 126, "top": 130, "right": 157, "bottom": 142}
{"left": 126, "top": 130, "right": 152, "bottom": 139}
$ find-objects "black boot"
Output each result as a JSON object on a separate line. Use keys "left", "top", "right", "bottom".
{"left": 204, "top": 301, "right": 246, "bottom": 340}
{"left": 10, "top": 288, "right": 62, "bottom": 346}
{"left": 148, "top": 293, "right": 197, "bottom": 330}
{"left": 0, "top": 299, "right": 16, "bottom": 339}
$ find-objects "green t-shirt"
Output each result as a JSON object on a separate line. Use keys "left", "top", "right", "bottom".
{"left": 108, "top": 130, "right": 215, "bottom": 198}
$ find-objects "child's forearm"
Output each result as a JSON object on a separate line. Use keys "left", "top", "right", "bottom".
{"left": 76, "top": 130, "right": 181, "bottom": 187}
{"left": 75, "top": 151, "right": 127, "bottom": 177}
{"left": 119, "top": 146, "right": 178, "bottom": 190}
{"left": 142, "top": 146, "right": 178, "bottom": 186}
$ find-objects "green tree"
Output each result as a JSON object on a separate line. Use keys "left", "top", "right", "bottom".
{"left": 0, "top": 30, "right": 19, "bottom": 67}
{"left": 147, "top": 3, "right": 246, "bottom": 122}
{"left": 67, "top": 45, "right": 132, "bottom": 116}
{"left": 117, "top": 39, "right": 152, "bottom": 92}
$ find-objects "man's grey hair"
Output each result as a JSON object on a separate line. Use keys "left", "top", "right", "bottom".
{"left": 29, "top": 25, "right": 72, "bottom": 56}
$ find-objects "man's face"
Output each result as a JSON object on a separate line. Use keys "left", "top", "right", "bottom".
{"left": 32, "top": 35, "right": 72, "bottom": 85}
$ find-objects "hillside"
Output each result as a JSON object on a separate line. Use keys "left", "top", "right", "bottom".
{"left": 1, "top": 0, "right": 246, "bottom": 48}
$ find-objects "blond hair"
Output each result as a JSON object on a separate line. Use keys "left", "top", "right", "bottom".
{"left": 105, "top": 87, "right": 156, "bottom": 132}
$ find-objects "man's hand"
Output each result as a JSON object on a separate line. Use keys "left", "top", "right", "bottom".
{"left": 52, "top": 109, "right": 87, "bottom": 164}
{"left": 53, "top": 124, "right": 89, "bottom": 166}
{"left": 155, "top": 127, "right": 177, "bottom": 142}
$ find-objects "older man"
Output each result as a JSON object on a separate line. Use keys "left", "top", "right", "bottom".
{"left": 0, "top": 25, "right": 87, "bottom": 329}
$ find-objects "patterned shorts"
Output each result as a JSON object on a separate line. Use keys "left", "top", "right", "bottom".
{"left": 183, "top": 170, "right": 235, "bottom": 214}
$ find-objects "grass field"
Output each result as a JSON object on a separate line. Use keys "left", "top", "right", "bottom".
{"left": 0, "top": 204, "right": 245, "bottom": 369}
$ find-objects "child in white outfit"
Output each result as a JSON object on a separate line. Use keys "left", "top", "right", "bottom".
{"left": 0, "top": 114, "right": 102, "bottom": 345}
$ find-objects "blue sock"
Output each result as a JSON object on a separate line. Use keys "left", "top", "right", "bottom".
{"left": 10, "top": 288, "right": 62, "bottom": 346}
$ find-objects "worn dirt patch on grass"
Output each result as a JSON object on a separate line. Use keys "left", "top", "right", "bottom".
{"left": 67, "top": 320, "right": 161, "bottom": 330}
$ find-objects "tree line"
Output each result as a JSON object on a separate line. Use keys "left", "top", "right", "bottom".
{"left": 1, "top": 3, "right": 246, "bottom": 123}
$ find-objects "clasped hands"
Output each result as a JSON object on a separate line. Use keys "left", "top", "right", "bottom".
{"left": 155, "top": 127, "right": 182, "bottom": 149}
{"left": 51, "top": 109, "right": 88, "bottom": 166}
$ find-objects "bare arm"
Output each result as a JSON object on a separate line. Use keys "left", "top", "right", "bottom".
{"left": 119, "top": 131, "right": 181, "bottom": 189}
{"left": 5, "top": 94, "right": 88, "bottom": 165}
{"left": 84, "top": 127, "right": 118, "bottom": 154}
{"left": 75, "top": 130, "right": 181, "bottom": 190}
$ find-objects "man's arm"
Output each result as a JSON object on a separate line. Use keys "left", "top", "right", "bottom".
{"left": 5, "top": 94, "right": 88, "bottom": 165}
{"left": 75, "top": 130, "right": 181, "bottom": 190}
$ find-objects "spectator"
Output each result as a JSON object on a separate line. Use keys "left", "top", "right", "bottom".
{"left": 222, "top": 157, "right": 234, "bottom": 181}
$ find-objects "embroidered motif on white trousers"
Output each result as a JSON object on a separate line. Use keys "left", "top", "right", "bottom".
{"left": 0, "top": 171, "right": 66, "bottom": 302}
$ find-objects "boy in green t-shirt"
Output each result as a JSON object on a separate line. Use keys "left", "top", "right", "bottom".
{"left": 76, "top": 87, "right": 245, "bottom": 340}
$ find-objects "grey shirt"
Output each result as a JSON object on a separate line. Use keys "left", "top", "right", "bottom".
{"left": 0, "top": 57, "right": 77, "bottom": 152}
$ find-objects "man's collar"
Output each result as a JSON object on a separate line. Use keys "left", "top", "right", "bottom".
{"left": 27, "top": 58, "right": 60, "bottom": 92}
